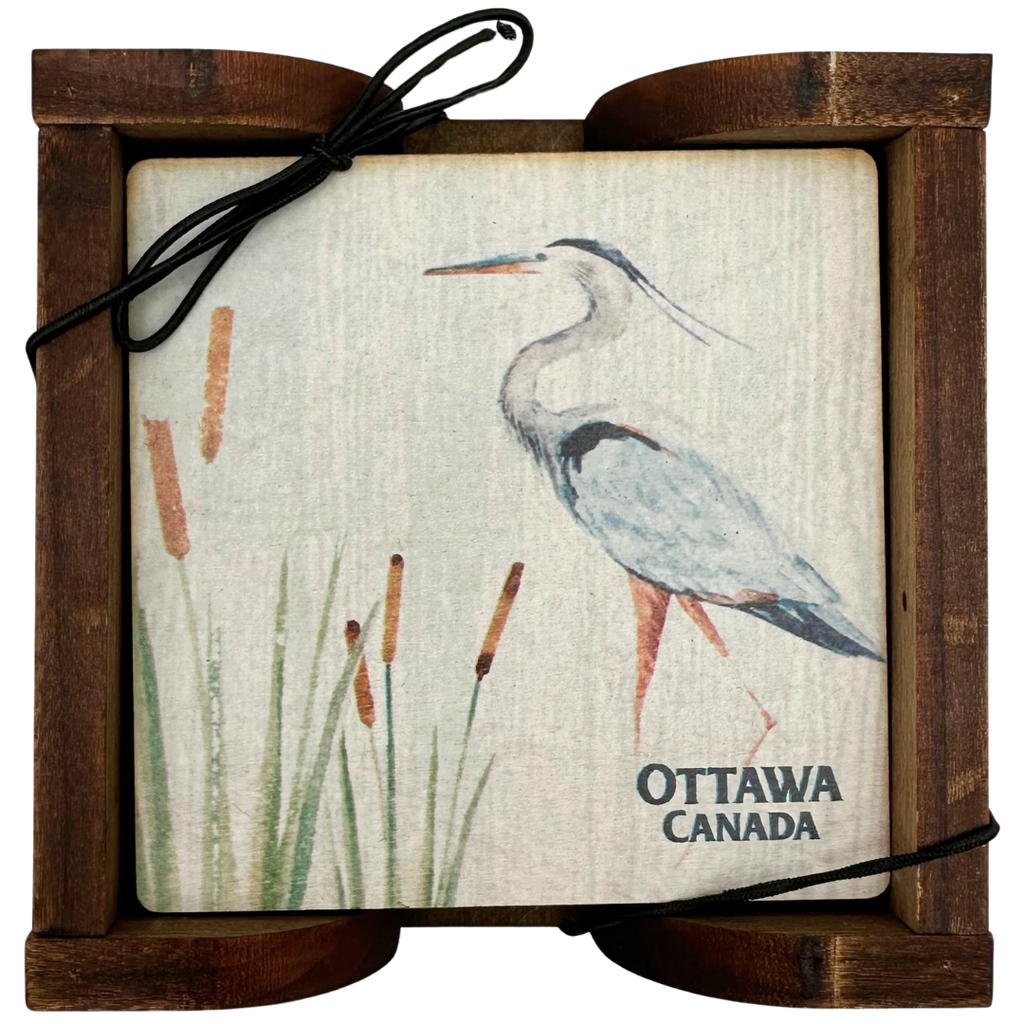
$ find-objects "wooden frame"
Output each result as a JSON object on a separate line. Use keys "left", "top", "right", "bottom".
{"left": 27, "top": 48, "right": 991, "bottom": 1009}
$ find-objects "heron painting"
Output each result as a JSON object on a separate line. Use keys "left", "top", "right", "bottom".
{"left": 425, "top": 238, "right": 884, "bottom": 748}
{"left": 129, "top": 150, "right": 889, "bottom": 908}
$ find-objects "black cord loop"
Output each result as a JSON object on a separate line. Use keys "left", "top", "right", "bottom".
{"left": 308, "top": 141, "right": 353, "bottom": 172}
{"left": 561, "top": 813, "right": 999, "bottom": 936}
{"left": 25, "top": 9, "right": 533, "bottom": 374}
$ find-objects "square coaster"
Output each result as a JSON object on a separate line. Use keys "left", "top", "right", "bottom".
{"left": 128, "top": 149, "right": 887, "bottom": 912}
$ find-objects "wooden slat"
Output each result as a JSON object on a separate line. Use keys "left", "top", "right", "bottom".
{"left": 32, "top": 49, "right": 379, "bottom": 141}
{"left": 34, "top": 126, "right": 123, "bottom": 935}
{"left": 585, "top": 52, "right": 991, "bottom": 149}
{"left": 404, "top": 119, "right": 583, "bottom": 153}
{"left": 887, "top": 127, "right": 988, "bottom": 933}
{"left": 593, "top": 911, "right": 992, "bottom": 1007}
{"left": 25, "top": 914, "right": 400, "bottom": 1010}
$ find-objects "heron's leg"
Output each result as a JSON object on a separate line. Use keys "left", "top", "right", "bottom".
{"left": 678, "top": 593, "right": 776, "bottom": 761}
{"left": 729, "top": 587, "right": 781, "bottom": 753}
{"left": 723, "top": 593, "right": 779, "bottom": 763}
{"left": 626, "top": 573, "right": 671, "bottom": 747}
{"left": 676, "top": 594, "right": 728, "bottom": 658}
{"left": 743, "top": 689, "right": 778, "bottom": 766}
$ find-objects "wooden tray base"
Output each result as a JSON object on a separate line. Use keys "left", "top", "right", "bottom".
{"left": 28, "top": 46, "right": 991, "bottom": 1009}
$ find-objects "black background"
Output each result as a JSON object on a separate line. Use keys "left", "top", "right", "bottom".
{"left": 24, "top": 14, "right": 995, "bottom": 1015}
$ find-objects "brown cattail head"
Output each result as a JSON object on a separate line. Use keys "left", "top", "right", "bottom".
{"left": 475, "top": 561, "right": 524, "bottom": 681}
{"left": 345, "top": 619, "right": 360, "bottom": 650}
{"left": 200, "top": 306, "right": 233, "bottom": 464}
{"left": 381, "top": 554, "right": 404, "bottom": 664}
{"left": 346, "top": 619, "right": 376, "bottom": 728}
{"left": 143, "top": 417, "right": 190, "bottom": 560}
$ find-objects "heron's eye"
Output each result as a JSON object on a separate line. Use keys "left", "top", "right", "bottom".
{"left": 534, "top": 252, "right": 548, "bottom": 261}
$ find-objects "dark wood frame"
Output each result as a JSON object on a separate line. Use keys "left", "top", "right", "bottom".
{"left": 27, "top": 48, "right": 991, "bottom": 1009}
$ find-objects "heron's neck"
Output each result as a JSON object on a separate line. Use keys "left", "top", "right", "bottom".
{"left": 500, "top": 262, "right": 632, "bottom": 453}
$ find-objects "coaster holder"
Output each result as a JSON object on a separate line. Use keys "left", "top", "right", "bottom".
{"left": 26, "top": 48, "right": 991, "bottom": 1009}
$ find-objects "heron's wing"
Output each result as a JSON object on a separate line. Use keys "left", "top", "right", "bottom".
{"left": 558, "top": 423, "right": 837, "bottom": 603}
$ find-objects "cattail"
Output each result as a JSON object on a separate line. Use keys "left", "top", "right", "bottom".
{"left": 381, "top": 554, "right": 404, "bottom": 665}
{"left": 143, "top": 417, "right": 190, "bottom": 560}
{"left": 475, "top": 562, "right": 524, "bottom": 681}
{"left": 346, "top": 620, "right": 375, "bottom": 728}
{"left": 200, "top": 306, "right": 233, "bottom": 464}
{"left": 436, "top": 561, "right": 525, "bottom": 905}
{"left": 379, "top": 554, "right": 404, "bottom": 907}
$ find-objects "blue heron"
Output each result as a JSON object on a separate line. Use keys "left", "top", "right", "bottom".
{"left": 425, "top": 239, "right": 883, "bottom": 746}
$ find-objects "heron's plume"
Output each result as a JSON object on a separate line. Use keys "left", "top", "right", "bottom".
{"left": 547, "top": 237, "right": 753, "bottom": 350}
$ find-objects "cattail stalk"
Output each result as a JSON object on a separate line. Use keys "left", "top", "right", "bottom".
{"left": 143, "top": 416, "right": 219, "bottom": 904}
{"left": 437, "top": 563, "right": 524, "bottom": 904}
{"left": 200, "top": 306, "right": 233, "bottom": 463}
{"left": 381, "top": 554, "right": 403, "bottom": 907}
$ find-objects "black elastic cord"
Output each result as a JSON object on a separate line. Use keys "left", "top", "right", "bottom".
{"left": 25, "top": 8, "right": 533, "bottom": 374}
{"left": 561, "top": 813, "right": 999, "bottom": 936}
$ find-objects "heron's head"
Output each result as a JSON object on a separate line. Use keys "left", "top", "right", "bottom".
{"left": 422, "top": 248, "right": 556, "bottom": 277}
{"left": 423, "top": 239, "right": 644, "bottom": 280}
{"left": 424, "top": 238, "right": 751, "bottom": 348}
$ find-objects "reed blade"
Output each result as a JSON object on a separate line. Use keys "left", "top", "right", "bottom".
{"left": 338, "top": 733, "right": 364, "bottom": 908}
{"left": 286, "top": 606, "right": 376, "bottom": 909}
{"left": 420, "top": 726, "right": 439, "bottom": 906}
{"left": 134, "top": 791, "right": 151, "bottom": 908}
{"left": 436, "top": 680, "right": 480, "bottom": 902}
{"left": 177, "top": 559, "right": 215, "bottom": 905}
{"left": 441, "top": 755, "right": 495, "bottom": 908}
{"left": 253, "top": 555, "right": 288, "bottom": 908}
{"left": 133, "top": 600, "right": 180, "bottom": 910}
{"left": 333, "top": 864, "right": 347, "bottom": 909}
{"left": 281, "top": 546, "right": 343, "bottom": 871}
{"left": 323, "top": 807, "right": 347, "bottom": 909}
{"left": 208, "top": 624, "right": 237, "bottom": 908}
{"left": 384, "top": 663, "right": 399, "bottom": 906}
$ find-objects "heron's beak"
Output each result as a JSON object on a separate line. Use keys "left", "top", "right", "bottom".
{"left": 423, "top": 253, "right": 543, "bottom": 275}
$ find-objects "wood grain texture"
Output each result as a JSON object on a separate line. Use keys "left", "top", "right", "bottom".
{"left": 404, "top": 119, "right": 583, "bottom": 153}
{"left": 887, "top": 127, "right": 988, "bottom": 934}
{"left": 34, "top": 126, "right": 124, "bottom": 937}
{"left": 586, "top": 52, "right": 991, "bottom": 148}
{"left": 593, "top": 910, "right": 992, "bottom": 1007}
{"left": 32, "top": 49, "right": 378, "bottom": 141}
{"left": 397, "top": 906, "right": 572, "bottom": 927}
{"left": 25, "top": 914, "right": 400, "bottom": 1010}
